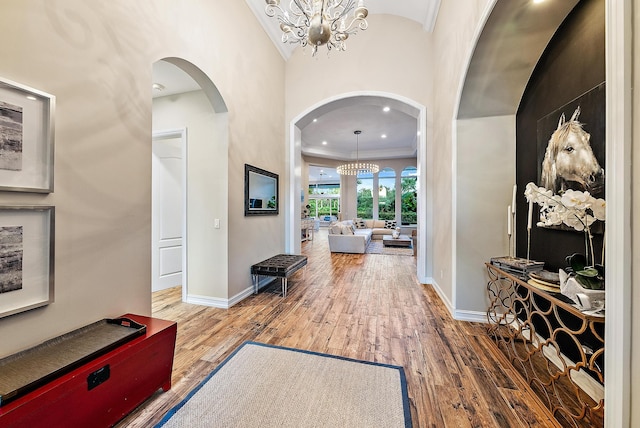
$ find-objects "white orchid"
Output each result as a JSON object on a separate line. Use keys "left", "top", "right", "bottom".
{"left": 524, "top": 182, "right": 605, "bottom": 267}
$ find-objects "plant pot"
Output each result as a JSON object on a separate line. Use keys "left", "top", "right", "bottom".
{"left": 559, "top": 269, "right": 605, "bottom": 310}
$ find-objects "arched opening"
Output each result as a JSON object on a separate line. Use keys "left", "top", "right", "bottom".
{"left": 287, "top": 92, "right": 431, "bottom": 282}
{"left": 454, "top": 0, "right": 631, "bottom": 424}
{"left": 151, "top": 57, "right": 230, "bottom": 306}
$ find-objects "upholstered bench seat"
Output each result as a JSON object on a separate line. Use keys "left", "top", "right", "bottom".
{"left": 250, "top": 254, "right": 307, "bottom": 297}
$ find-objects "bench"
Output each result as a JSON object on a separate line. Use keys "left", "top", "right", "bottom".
{"left": 250, "top": 254, "right": 307, "bottom": 297}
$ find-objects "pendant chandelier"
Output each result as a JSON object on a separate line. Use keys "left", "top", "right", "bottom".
{"left": 265, "top": 0, "right": 369, "bottom": 56}
{"left": 336, "top": 130, "right": 379, "bottom": 176}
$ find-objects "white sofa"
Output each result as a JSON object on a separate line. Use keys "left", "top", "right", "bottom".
{"left": 360, "top": 219, "right": 396, "bottom": 240}
{"left": 327, "top": 221, "right": 372, "bottom": 253}
{"left": 327, "top": 219, "right": 400, "bottom": 253}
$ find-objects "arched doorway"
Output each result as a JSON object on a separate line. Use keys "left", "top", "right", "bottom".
{"left": 151, "top": 58, "right": 230, "bottom": 304}
{"left": 287, "top": 92, "right": 431, "bottom": 282}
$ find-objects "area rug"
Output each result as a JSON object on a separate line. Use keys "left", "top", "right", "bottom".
{"left": 156, "top": 341, "right": 412, "bottom": 428}
{"left": 365, "top": 240, "right": 414, "bottom": 256}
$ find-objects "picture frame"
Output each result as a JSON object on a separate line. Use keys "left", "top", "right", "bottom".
{"left": 536, "top": 82, "right": 605, "bottom": 233}
{"left": 0, "top": 77, "right": 55, "bottom": 193}
{"left": 0, "top": 206, "right": 55, "bottom": 319}
{"left": 244, "top": 164, "right": 279, "bottom": 216}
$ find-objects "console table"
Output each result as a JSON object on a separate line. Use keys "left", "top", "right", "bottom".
{"left": 251, "top": 254, "right": 307, "bottom": 298}
{"left": 0, "top": 314, "right": 176, "bottom": 427}
{"left": 486, "top": 263, "right": 604, "bottom": 427}
{"left": 301, "top": 218, "right": 315, "bottom": 242}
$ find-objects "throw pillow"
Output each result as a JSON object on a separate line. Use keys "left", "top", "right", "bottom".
{"left": 341, "top": 224, "right": 354, "bottom": 235}
{"left": 353, "top": 218, "right": 367, "bottom": 229}
{"left": 329, "top": 224, "right": 342, "bottom": 235}
{"left": 384, "top": 220, "right": 397, "bottom": 229}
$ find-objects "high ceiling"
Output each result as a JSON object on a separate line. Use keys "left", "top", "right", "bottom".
{"left": 152, "top": 1, "right": 579, "bottom": 183}
{"left": 244, "top": 0, "right": 442, "bottom": 60}
{"left": 242, "top": 1, "right": 441, "bottom": 176}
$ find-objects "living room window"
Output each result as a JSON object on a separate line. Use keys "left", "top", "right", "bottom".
{"left": 378, "top": 168, "right": 396, "bottom": 221}
{"left": 356, "top": 172, "right": 374, "bottom": 218}
{"left": 401, "top": 166, "right": 417, "bottom": 225}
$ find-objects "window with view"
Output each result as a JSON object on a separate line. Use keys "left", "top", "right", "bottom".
{"left": 401, "top": 166, "right": 417, "bottom": 225}
{"left": 356, "top": 171, "right": 373, "bottom": 219}
{"left": 378, "top": 168, "right": 396, "bottom": 221}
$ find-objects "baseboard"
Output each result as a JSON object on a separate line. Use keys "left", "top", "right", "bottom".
{"left": 184, "top": 294, "right": 231, "bottom": 309}
{"left": 454, "top": 309, "right": 488, "bottom": 323}
{"left": 185, "top": 278, "right": 276, "bottom": 309}
{"left": 427, "top": 279, "right": 454, "bottom": 316}
{"left": 425, "top": 279, "right": 488, "bottom": 323}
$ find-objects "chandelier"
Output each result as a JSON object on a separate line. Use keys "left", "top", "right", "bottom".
{"left": 265, "top": 0, "right": 369, "bottom": 56}
{"left": 336, "top": 130, "right": 379, "bottom": 176}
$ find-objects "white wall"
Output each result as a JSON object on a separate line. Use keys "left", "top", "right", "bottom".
{"left": 428, "top": 0, "right": 492, "bottom": 303}
{"left": 0, "top": 0, "right": 284, "bottom": 356}
{"left": 455, "top": 115, "right": 515, "bottom": 317}
{"left": 152, "top": 90, "right": 229, "bottom": 302}
{"left": 630, "top": 1, "right": 640, "bottom": 424}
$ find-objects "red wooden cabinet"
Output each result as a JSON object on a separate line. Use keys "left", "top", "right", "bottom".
{"left": 0, "top": 314, "right": 177, "bottom": 428}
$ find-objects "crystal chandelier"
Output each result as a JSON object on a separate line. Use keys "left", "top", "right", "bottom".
{"left": 265, "top": 0, "right": 369, "bottom": 56}
{"left": 336, "top": 130, "right": 379, "bottom": 176}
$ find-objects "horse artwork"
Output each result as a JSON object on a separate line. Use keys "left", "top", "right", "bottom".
{"left": 539, "top": 106, "right": 605, "bottom": 198}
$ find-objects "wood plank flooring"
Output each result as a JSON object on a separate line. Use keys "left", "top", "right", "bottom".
{"left": 117, "top": 229, "right": 559, "bottom": 427}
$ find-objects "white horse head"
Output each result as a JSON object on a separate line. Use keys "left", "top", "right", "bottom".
{"left": 540, "top": 106, "right": 604, "bottom": 194}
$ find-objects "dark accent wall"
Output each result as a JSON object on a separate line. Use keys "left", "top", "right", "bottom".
{"left": 515, "top": 0, "right": 605, "bottom": 271}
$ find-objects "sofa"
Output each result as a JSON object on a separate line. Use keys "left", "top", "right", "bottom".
{"left": 327, "top": 220, "right": 372, "bottom": 253}
{"left": 358, "top": 219, "right": 397, "bottom": 240}
{"left": 327, "top": 219, "right": 400, "bottom": 253}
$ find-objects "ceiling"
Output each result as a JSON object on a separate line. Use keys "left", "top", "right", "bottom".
{"left": 152, "top": 1, "right": 578, "bottom": 183}
{"left": 244, "top": 0, "right": 442, "bottom": 60}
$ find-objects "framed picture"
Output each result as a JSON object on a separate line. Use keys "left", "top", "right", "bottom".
{"left": 536, "top": 82, "right": 605, "bottom": 233}
{"left": 0, "top": 206, "right": 54, "bottom": 319}
{"left": 0, "top": 77, "right": 55, "bottom": 193}
{"left": 536, "top": 82, "right": 605, "bottom": 199}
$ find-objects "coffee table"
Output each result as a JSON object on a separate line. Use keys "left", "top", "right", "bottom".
{"left": 382, "top": 234, "right": 412, "bottom": 247}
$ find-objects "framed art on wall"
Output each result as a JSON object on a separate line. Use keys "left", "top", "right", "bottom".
{"left": 0, "top": 206, "right": 55, "bottom": 319}
{"left": 0, "top": 77, "right": 55, "bottom": 193}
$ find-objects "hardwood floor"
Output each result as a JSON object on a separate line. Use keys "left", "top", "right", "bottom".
{"left": 117, "top": 229, "right": 558, "bottom": 427}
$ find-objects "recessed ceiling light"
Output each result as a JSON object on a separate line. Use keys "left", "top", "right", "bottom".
{"left": 381, "top": 134, "right": 387, "bottom": 139}
{"left": 313, "top": 118, "right": 318, "bottom": 123}
{"left": 152, "top": 83, "right": 165, "bottom": 91}
{"left": 322, "top": 141, "right": 327, "bottom": 145}
{"left": 383, "top": 106, "right": 390, "bottom": 112}
{"left": 533, "top": 0, "right": 545, "bottom": 3}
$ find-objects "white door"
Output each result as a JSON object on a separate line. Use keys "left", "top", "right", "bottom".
{"left": 152, "top": 132, "right": 185, "bottom": 292}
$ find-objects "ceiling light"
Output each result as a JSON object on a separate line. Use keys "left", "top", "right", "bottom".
{"left": 322, "top": 141, "right": 327, "bottom": 145}
{"left": 381, "top": 134, "right": 387, "bottom": 139}
{"left": 336, "top": 130, "right": 379, "bottom": 176}
{"left": 383, "top": 106, "right": 390, "bottom": 112}
{"left": 265, "top": 0, "right": 369, "bottom": 56}
{"left": 313, "top": 118, "right": 318, "bottom": 123}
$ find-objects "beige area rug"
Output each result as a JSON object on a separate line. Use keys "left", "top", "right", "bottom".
{"left": 365, "top": 239, "right": 414, "bottom": 256}
{"left": 156, "top": 342, "right": 412, "bottom": 428}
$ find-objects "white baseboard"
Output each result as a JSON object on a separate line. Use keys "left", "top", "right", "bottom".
{"left": 427, "top": 279, "right": 454, "bottom": 315}
{"left": 184, "top": 278, "right": 276, "bottom": 309}
{"left": 454, "top": 309, "right": 488, "bottom": 323}
{"left": 184, "top": 294, "right": 231, "bottom": 309}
